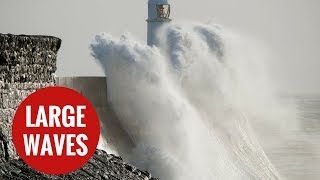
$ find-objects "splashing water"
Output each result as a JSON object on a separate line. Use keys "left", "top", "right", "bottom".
{"left": 90, "top": 23, "right": 296, "bottom": 180}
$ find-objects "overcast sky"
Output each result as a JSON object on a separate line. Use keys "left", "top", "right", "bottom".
{"left": 1, "top": 0, "right": 319, "bottom": 94}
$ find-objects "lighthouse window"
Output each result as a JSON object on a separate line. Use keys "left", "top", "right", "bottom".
{"left": 157, "top": 4, "right": 170, "bottom": 19}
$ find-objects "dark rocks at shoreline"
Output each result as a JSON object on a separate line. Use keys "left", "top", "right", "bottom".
{"left": 0, "top": 149, "right": 158, "bottom": 180}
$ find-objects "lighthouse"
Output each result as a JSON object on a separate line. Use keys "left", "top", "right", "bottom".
{"left": 147, "top": 0, "right": 172, "bottom": 46}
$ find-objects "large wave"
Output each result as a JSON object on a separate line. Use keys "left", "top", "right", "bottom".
{"left": 90, "top": 22, "right": 297, "bottom": 180}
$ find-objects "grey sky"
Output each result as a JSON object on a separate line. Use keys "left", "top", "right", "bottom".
{"left": 1, "top": 0, "right": 319, "bottom": 93}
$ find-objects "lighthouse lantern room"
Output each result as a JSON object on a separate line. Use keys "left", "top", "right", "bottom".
{"left": 157, "top": 4, "right": 170, "bottom": 19}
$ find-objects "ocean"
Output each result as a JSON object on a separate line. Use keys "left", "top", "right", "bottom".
{"left": 266, "top": 95, "right": 320, "bottom": 180}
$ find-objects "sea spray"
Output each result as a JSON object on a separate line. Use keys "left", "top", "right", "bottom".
{"left": 90, "top": 22, "right": 293, "bottom": 179}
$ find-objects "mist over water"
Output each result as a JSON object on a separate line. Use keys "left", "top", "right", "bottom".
{"left": 90, "top": 22, "right": 298, "bottom": 179}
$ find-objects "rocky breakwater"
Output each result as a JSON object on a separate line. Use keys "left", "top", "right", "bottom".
{"left": 0, "top": 33, "right": 157, "bottom": 180}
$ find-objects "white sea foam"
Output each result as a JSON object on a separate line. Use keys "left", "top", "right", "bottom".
{"left": 90, "top": 22, "right": 298, "bottom": 180}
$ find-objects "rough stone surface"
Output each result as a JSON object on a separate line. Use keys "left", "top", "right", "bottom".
{"left": 0, "top": 33, "right": 157, "bottom": 179}
{"left": 0, "top": 149, "right": 158, "bottom": 180}
{"left": 0, "top": 33, "right": 59, "bottom": 160}
{"left": 0, "top": 34, "right": 60, "bottom": 83}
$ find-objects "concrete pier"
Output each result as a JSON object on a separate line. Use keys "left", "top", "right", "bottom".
{"left": 56, "top": 76, "right": 135, "bottom": 156}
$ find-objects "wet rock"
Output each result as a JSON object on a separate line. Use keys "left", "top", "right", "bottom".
{"left": 0, "top": 149, "right": 158, "bottom": 180}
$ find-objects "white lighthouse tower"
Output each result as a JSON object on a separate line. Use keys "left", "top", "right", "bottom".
{"left": 147, "top": 0, "right": 171, "bottom": 46}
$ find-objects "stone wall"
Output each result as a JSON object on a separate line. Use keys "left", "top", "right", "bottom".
{"left": 0, "top": 34, "right": 60, "bottom": 83}
{"left": 0, "top": 33, "right": 157, "bottom": 179}
{"left": 0, "top": 34, "right": 59, "bottom": 161}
